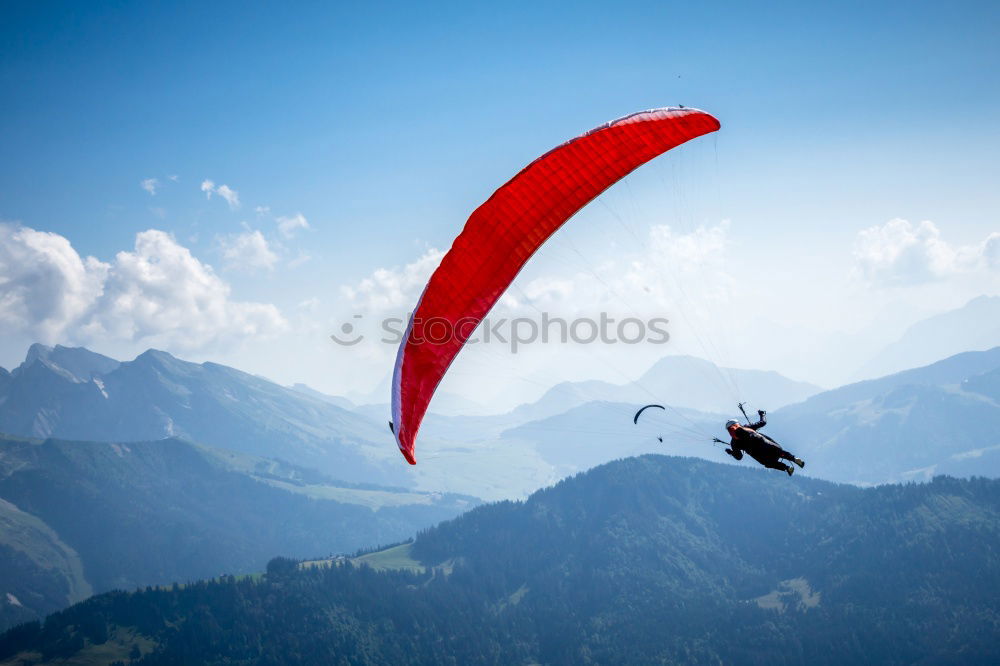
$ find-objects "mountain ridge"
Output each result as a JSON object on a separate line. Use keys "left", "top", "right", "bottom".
{"left": 506, "top": 354, "right": 820, "bottom": 423}
{"left": 0, "top": 345, "right": 399, "bottom": 486}
{"left": 854, "top": 295, "right": 1000, "bottom": 381}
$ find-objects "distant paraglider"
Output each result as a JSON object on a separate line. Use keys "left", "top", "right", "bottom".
{"left": 632, "top": 404, "right": 666, "bottom": 424}
{"left": 389, "top": 107, "right": 721, "bottom": 464}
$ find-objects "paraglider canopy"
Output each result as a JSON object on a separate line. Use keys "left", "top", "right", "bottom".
{"left": 633, "top": 404, "right": 666, "bottom": 424}
{"left": 391, "top": 107, "right": 721, "bottom": 464}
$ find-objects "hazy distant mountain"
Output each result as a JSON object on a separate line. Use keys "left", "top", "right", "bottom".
{"left": 507, "top": 355, "right": 820, "bottom": 423}
{"left": 770, "top": 347, "right": 1000, "bottom": 484}
{"left": 357, "top": 350, "right": 1000, "bottom": 497}
{"left": 501, "top": 400, "right": 721, "bottom": 475}
{"left": 854, "top": 295, "right": 1000, "bottom": 381}
{"left": 964, "top": 366, "right": 1000, "bottom": 402}
{"left": 0, "top": 434, "right": 476, "bottom": 631}
{"left": 348, "top": 371, "right": 494, "bottom": 416}
{"left": 288, "top": 383, "right": 355, "bottom": 410}
{"left": 506, "top": 379, "right": 632, "bottom": 422}
{"left": 5, "top": 456, "right": 997, "bottom": 664}
{"left": 497, "top": 348, "right": 1000, "bottom": 488}
{"left": 636, "top": 355, "right": 820, "bottom": 411}
{"left": 784, "top": 346, "right": 1000, "bottom": 415}
{"left": 0, "top": 345, "right": 402, "bottom": 486}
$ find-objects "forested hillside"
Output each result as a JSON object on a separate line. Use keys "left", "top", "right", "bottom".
{"left": 3, "top": 456, "right": 997, "bottom": 665}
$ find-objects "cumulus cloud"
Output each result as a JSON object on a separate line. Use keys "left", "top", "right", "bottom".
{"left": 80, "top": 230, "right": 284, "bottom": 348}
{"left": 200, "top": 179, "right": 241, "bottom": 210}
{"left": 0, "top": 223, "right": 286, "bottom": 349}
{"left": 218, "top": 230, "right": 279, "bottom": 272}
{"left": 277, "top": 213, "right": 310, "bottom": 238}
{"left": 625, "top": 221, "right": 731, "bottom": 301}
{"left": 140, "top": 178, "right": 159, "bottom": 195}
{"left": 0, "top": 224, "right": 108, "bottom": 343}
{"left": 342, "top": 248, "right": 445, "bottom": 311}
{"left": 854, "top": 218, "right": 1000, "bottom": 285}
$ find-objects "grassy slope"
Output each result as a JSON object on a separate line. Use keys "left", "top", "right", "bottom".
{"left": 351, "top": 544, "right": 425, "bottom": 573}
{"left": 0, "top": 499, "right": 92, "bottom": 630}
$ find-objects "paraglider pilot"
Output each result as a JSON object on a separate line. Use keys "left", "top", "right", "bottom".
{"left": 722, "top": 410, "right": 805, "bottom": 476}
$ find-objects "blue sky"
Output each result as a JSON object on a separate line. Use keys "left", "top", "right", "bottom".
{"left": 1, "top": 1, "right": 998, "bottom": 399}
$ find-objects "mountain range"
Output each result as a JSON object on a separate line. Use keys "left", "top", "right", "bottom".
{"left": 3, "top": 342, "right": 1000, "bottom": 497}
{"left": 854, "top": 295, "right": 1000, "bottom": 381}
{"left": 772, "top": 347, "right": 1000, "bottom": 484}
{"left": 489, "top": 347, "right": 1000, "bottom": 487}
{"left": 504, "top": 354, "right": 821, "bottom": 422}
{"left": 0, "top": 344, "right": 400, "bottom": 486}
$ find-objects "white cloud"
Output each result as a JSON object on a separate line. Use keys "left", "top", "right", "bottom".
{"left": 216, "top": 185, "right": 240, "bottom": 210}
{"left": 512, "top": 278, "right": 576, "bottom": 305}
{"left": 981, "top": 233, "right": 1000, "bottom": 270}
{"left": 288, "top": 251, "right": 312, "bottom": 269}
{"left": 853, "top": 218, "right": 1000, "bottom": 285}
{"left": 84, "top": 230, "right": 286, "bottom": 350}
{"left": 218, "top": 230, "right": 279, "bottom": 272}
{"left": 140, "top": 178, "right": 159, "bottom": 195}
{"left": 623, "top": 221, "right": 732, "bottom": 304}
{"left": 255, "top": 205, "right": 271, "bottom": 216}
{"left": 277, "top": 212, "right": 309, "bottom": 238}
{"left": 0, "top": 224, "right": 108, "bottom": 343}
{"left": 0, "top": 223, "right": 286, "bottom": 350}
{"left": 168, "top": 174, "right": 179, "bottom": 182}
{"left": 200, "top": 179, "right": 241, "bottom": 210}
{"left": 342, "top": 248, "right": 445, "bottom": 311}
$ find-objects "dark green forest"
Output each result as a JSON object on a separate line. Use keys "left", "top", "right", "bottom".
{"left": 2, "top": 455, "right": 998, "bottom": 665}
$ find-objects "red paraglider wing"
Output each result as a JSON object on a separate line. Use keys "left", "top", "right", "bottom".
{"left": 391, "top": 107, "right": 721, "bottom": 464}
